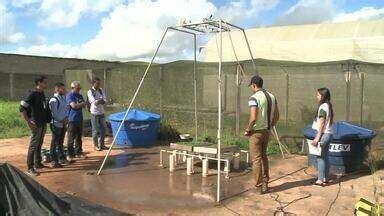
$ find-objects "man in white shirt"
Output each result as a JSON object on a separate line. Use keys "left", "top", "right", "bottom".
{"left": 87, "top": 77, "right": 107, "bottom": 151}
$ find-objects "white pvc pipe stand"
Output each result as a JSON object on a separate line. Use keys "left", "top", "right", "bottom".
{"left": 202, "top": 159, "right": 209, "bottom": 177}
{"left": 169, "top": 155, "right": 175, "bottom": 172}
{"left": 187, "top": 157, "right": 194, "bottom": 175}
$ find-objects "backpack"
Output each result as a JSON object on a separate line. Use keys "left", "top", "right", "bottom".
{"left": 48, "top": 96, "right": 61, "bottom": 124}
{"left": 86, "top": 88, "right": 103, "bottom": 112}
{"left": 256, "top": 89, "right": 277, "bottom": 130}
{"left": 51, "top": 96, "right": 60, "bottom": 109}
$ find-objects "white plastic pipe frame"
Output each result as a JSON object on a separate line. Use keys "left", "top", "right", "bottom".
{"left": 159, "top": 149, "right": 249, "bottom": 178}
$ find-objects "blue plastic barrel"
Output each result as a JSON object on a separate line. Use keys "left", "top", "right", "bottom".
{"left": 109, "top": 109, "right": 161, "bottom": 147}
{"left": 302, "top": 122, "right": 376, "bottom": 174}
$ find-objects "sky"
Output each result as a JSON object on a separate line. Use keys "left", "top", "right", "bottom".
{"left": 1, "top": 0, "right": 384, "bottom": 62}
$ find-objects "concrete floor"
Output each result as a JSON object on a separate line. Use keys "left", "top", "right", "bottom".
{"left": 1, "top": 135, "right": 383, "bottom": 215}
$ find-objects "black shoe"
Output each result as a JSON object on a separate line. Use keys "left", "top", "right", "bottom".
{"left": 59, "top": 159, "right": 70, "bottom": 165}
{"left": 51, "top": 163, "right": 63, "bottom": 168}
{"left": 94, "top": 146, "right": 101, "bottom": 151}
{"left": 101, "top": 146, "right": 108, "bottom": 150}
{"left": 34, "top": 163, "right": 48, "bottom": 169}
{"left": 27, "top": 168, "right": 39, "bottom": 176}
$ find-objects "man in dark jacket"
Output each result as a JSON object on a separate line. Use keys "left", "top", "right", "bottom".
{"left": 20, "top": 76, "right": 50, "bottom": 176}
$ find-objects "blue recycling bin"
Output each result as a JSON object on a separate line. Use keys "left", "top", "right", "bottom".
{"left": 109, "top": 109, "right": 161, "bottom": 147}
{"left": 302, "top": 121, "right": 376, "bottom": 174}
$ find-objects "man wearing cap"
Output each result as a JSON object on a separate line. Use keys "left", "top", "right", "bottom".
{"left": 66, "top": 81, "right": 86, "bottom": 161}
{"left": 244, "top": 75, "right": 279, "bottom": 194}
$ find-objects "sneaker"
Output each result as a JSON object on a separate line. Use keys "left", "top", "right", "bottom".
{"left": 94, "top": 146, "right": 101, "bottom": 151}
{"left": 66, "top": 155, "right": 74, "bottom": 162}
{"left": 34, "top": 163, "right": 48, "bottom": 169}
{"left": 75, "top": 153, "right": 87, "bottom": 159}
{"left": 27, "top": 168, "right": 39, "bottom": 177}
{"left": 261, "top": 181, "right": 268, "bottom": 194}
{"left": 51, "top": 163, "right": 63, "bottom": 168}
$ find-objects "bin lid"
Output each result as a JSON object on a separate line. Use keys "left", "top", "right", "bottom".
{"left": 109, "top": 109, "right": 160, "bottom": 122}
{"left": 302, "top": 121, "right": 376, "bottom": 142}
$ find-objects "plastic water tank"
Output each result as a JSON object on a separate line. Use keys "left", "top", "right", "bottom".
{"left": 109, "top": 109, "right": 161, "bottom": 147}
{"left": 302, "top": 121, "right": 376, "bottom": 174}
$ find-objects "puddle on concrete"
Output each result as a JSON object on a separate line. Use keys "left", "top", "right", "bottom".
{"left": 69, "top": 147, "right": 251, "bottom": 210}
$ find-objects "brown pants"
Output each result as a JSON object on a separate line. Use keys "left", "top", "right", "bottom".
{"left": 249, "top": 130, "right": 270, "bottom": 186}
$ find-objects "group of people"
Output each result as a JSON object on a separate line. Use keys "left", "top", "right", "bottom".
{"left": 20, "top": 76, "right": 108, "bottom": 176}
{"left": 245, "top": 75, "right": 334, "bottom": 194}
{"left": 20, "top": 74, "right": 334, "bottom": 192}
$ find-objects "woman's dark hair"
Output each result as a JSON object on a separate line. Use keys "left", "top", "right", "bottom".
{"left": 316, "top": 87, "right": 334, "bottom": 124}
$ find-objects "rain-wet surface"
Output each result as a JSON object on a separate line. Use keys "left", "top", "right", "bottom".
{"left": 4, "top": 136, "right": 381, "bottom": 215}
{"left": 68, "top": 147, "right": 252, "bottom": 211}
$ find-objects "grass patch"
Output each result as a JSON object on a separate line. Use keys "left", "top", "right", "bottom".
{"left": 0, "top": 100, "right": 30, "bottom": 139}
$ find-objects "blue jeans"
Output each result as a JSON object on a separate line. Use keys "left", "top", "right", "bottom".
{"left": 50, "top": 124, "right": 66, "bottom": 163}
{"left": 317, "top": 133, "right": 333, "bottom": 181}
{"left": 91, "top": 114, "right": 106, "bottom": 148}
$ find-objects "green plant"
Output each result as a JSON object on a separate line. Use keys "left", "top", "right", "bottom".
{"left": 0, "top": 100, "right": 30, "bottom": 139}
{"left": 267, "top": 140, "right": 280, "bottom": 155}
{"left": 158, "top": 120, "right": 181, "bottom": 142}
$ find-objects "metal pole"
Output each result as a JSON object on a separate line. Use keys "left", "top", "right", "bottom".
{"left": 159, "top": 66, "right": 163, "bottom": 116}
{"left": 193, "top": 34, "right": 198, "bottom": 141}
{"left": 97, "top": 28, "right": 169, "bottom": 175}
{"left": 216, "top": 20, "right": 223, "bottom": 203}
{"left": 345, "top": 71, "right": 351, "bottom": 121}
{"left": 235, "top": 64, "right": 241, "bottom": 135}
{"left": 285, "top": 72, "right": 289, "bottom": 126}
{"left": 103, "top": 69, "right": 108, "bottom": 98}
{"left": 241, "top": 29, "right": 256, "bottom": 73}
{"left": 360, "top": 72, "right": 365, "bottom": 125}
{"left": 9, "top": 73, "right": 14, "bottom": 100}
{"left": 223, "top": 74, "right": 227, "bottom": 112}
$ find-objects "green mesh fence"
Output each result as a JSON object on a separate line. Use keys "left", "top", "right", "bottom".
{"left": 62, "top": 60, "right": 383, "bottom": 143}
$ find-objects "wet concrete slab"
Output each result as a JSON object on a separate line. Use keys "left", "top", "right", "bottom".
{"left": 66, "top": 146, "right": 251, "bottom": 211}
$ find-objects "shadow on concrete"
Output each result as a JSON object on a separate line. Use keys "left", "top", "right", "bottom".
{"left": 40, "top": 151, "right": 158, "bottom": 175}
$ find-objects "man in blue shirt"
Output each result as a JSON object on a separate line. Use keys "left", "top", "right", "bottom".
{"left": 66, "top": 81, "right": 86, "bottom": 161}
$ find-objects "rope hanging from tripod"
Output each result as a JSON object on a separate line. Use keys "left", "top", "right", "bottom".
{"left": 227, "top": 31, "right": 247, "bottom": 86}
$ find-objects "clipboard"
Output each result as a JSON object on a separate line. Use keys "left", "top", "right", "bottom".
{"left": 307, "top": 139, "right": 322, "bottom": 156}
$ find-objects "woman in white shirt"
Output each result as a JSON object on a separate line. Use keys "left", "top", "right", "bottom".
{"left": 312, "top": 87, "right": 334, "bottom": 186}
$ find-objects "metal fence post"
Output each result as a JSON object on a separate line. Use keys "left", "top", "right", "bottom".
{"left": 223, "top": 74, "right": 227, "bottom": 112}
{"left": 285, "top": 72, "right": 289, "bottom": 125}
{"left": 103, "top": 68, "right": 108, "bottom": 99}
{"left": 235, "top": 64, "right": 241, "bottom": 135}
{"left": 9, "top": 73, "right": 14, "bottom": 100}
{"left": 159, "top": 66, "right": 163, "bottom": 116}
{"left": 359, "top": 72, "right": 365, "bottom": 125}
{"left": 345, "top": 71, "right": 351, "bottom": 121}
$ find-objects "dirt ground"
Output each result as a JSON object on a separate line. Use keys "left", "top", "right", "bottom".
{"left": 0, "top": 135, "right": 383, "bottom": 216}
